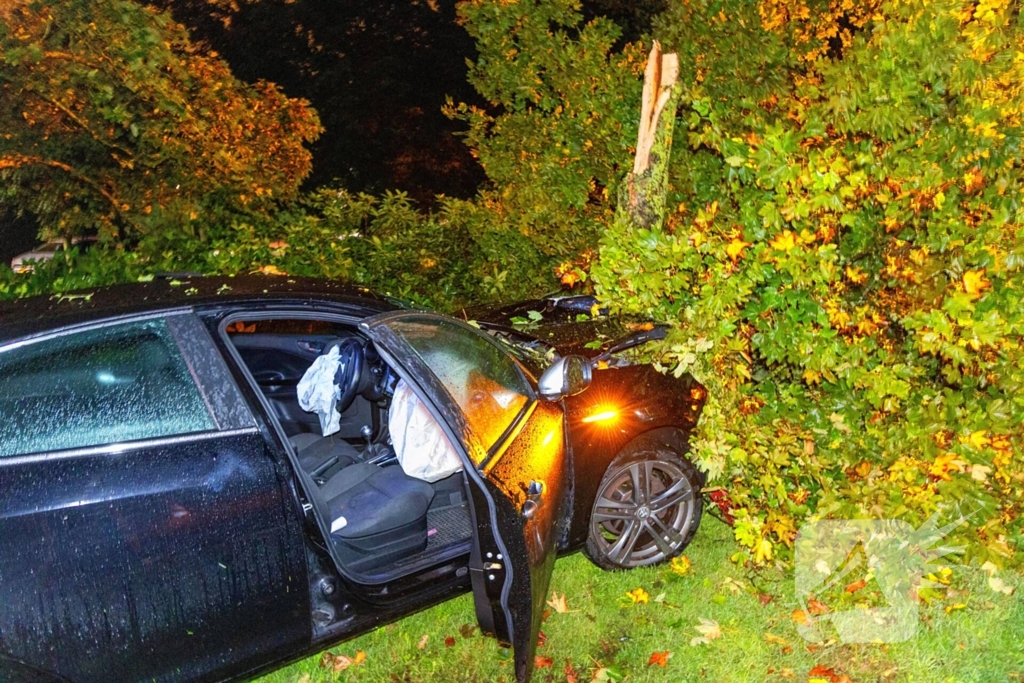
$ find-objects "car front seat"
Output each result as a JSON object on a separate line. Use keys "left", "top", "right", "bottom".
{"left": 320, "top": 463, "right": 435, "bottom": 572}
{"left": 290, "top": 433, "right": 360, "bottom": 478}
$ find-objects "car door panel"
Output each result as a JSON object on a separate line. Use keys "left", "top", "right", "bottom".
{"left": 0, "top": 432, "right": 311, "bottom": 683}
{"left": 0, "top": 314, "right": 312, "bottom": 682}
{"left": 471, "top": 401, "right": 570, "bottom": 681}
{"left": 361, "top": 312, "right": 571, "bottom": 683}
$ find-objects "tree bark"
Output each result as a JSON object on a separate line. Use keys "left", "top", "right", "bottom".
{"left": 615, "top": 41, "right": 680, "bottom": 232}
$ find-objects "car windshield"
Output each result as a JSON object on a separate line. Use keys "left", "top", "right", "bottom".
{"left": 386, "top": 317, "right": 531, "bottom": 452}
{"left": 36, "top": 242, "right": 61, "bottom": 253}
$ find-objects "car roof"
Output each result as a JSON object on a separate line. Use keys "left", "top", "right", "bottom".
{"left": 0, "top": 275, "right": 400, "bottom": 345}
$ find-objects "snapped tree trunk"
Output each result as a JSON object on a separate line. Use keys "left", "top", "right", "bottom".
{"left": 615, "top": 41, "right": 681, "bottom": 232}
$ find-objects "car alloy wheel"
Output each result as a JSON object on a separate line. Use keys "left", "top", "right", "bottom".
{"left": 585, "top": 444, "right": 702, "bottom": 570}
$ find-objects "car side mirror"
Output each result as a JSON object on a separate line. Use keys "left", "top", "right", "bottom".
{"left": 538, "top": 355, "right": 592, "bottom": 401}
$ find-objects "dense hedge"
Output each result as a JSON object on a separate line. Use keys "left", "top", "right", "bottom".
{"left": 0, "top": 188, "right": 554, "bottom": 310}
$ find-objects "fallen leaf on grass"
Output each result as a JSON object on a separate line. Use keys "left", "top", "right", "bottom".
{"left": 537, "top": 630, "right": 547, "bottom": 647}
{"left": 624, "top": 587, "right": 649, "bottom": 605}
{"left": 591, "top": 666, "right": 623, "bottom": 682}
{"left": 791, "top": 609, "right": 808, "bottom": 625}
{"left": 648, "top": 650, "right": 671, "bottom": 667}
{"left": 564, "top": 661, "right": 579, "bottom": 683}
{"left": 720, "top": 577, "right": 746, "bottom": 594}
{"left": 989, "top": 576, "right": 1015, "bottom": 595}
{"left": 319, "top": 650, "right": 366, "bottom": 673}
{"left": 670, "top": 555, "right": 691, "bottom": 575}
{"left": 444, "top": 636, "right": 456, "bottom": 647}
{"left": 535, "top": 656, "right": 554, "bottom": 669}
{"left": 689, "top": 617, "right": 722, "bottom": 646}
{"left": 845, "top": 579, "right": 867, "bottom": 594}
{"left": 547, "top": 591, "right": 570, "bottom": 613}
{"left": 808, "top": 664, "right": 855, "bottom": 683}
{"left": 758, "top": 593, "right": 774, "bottom": 606}
{"left": 417, "top": 634, "right": 428, "bottom": 649}
{"left": 764, "top": 633, "right": 790, "bottom": 647}
{"left": 808, "top": 598, "right": 829, "bottom": 615}
{"left": 459, "top": 623, "right": 477, "bottom": 639}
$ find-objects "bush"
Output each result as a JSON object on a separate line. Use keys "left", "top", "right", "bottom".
{"left": 1, "top": 188, "right": 556, "bottom": 311}
{"left": 590, "top": 0, "right": 1024, "bottom": 564}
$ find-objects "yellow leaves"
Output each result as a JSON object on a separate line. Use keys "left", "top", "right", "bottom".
{"left": 929, "top": 453, "right": 967, "bottom": 481}
{"left": 754, "top": 537, "right": 774, "bottom": 564}
{"left": 963, "top": 269, "right": 991, "bottom": 297}
{"left": 932, "top": 191, "right": 946, "bottom": 210}
{"left": 257, "top": 264, "right": 286, "bottom": 276}
{"left": 623, "top": 587, "right": 649, "bottom": 605}
{"left": 670, "top": 555, "right": 692, "bottom": 576}
{"left": 694, "top": 201, "right": 719, "bottom": 229}
{"left": 963, "top": 167, "right": 985, "bottom": 193}
{"left": 844, "top": 265, "right": 867, "bottom": 284}
{"left": 968, "top": 430, "right": 992, "bottom": 450}
{"left": 726, "top": 238, "right": 751, "bottom": 261}
{"left": 769, "top": 230, "right": 797, "bottom": 252}
{"left": 689, "top": 617, "right": 722, "bottom": 646}
{"left": 974, "top": 0, "right": 1011, "bottom": 24}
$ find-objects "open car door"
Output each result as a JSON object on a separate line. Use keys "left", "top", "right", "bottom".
{"left": 361, "top": 312, "right": 570, "bottom": 683}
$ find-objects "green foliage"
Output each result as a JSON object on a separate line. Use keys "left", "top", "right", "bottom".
{"left": 448, "top": 0, "right": 647, "bottom": 265}
{"left": 0, "top": 188, "right": 555, "bottom": 311}
{"left": 593, "top": 0, "right": 1024, "bottom": 565}
{"left": 0, "top": 0, "right": 321, "bottom": 243}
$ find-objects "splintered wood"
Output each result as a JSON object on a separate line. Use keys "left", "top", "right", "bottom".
{"left": 633, "top": 42, "right": 679, "bottom": 176}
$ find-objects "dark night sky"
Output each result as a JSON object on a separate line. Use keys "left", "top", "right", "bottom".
{"left": 158, "top": 0, "right": 489, "bottom": 204}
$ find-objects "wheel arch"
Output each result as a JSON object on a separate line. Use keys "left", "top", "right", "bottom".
{"left": 566, "top": 424, "right": 701, "bottom": 551}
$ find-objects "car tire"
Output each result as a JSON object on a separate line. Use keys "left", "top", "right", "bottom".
{"left": 584, "top": 439, "right": 703, "bottom": 571}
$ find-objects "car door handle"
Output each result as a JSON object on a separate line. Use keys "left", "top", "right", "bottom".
{"left": 522, "top": 480, "right": 544, "bottom": 518}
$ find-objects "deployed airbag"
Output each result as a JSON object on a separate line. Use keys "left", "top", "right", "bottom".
{"left": 389, "top": 379, "right": 463, "bottom": 482}
{"left": 297, "top": 345, "right": 342, "bottom": 436}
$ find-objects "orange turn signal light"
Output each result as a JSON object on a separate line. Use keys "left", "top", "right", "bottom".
{"left": 582, "top": 408, "right": 619, "bottom": 424}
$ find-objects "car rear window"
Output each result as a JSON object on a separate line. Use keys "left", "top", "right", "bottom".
{"left": 0, "top": 318, "right": 216, "bottom": 457}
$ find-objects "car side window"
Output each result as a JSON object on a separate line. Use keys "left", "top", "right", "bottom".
{"left": 0, "top": 318, "right": 217, "bottom": 457}
{"left": 386, "top": 317, "right": 531, "bottom": 451}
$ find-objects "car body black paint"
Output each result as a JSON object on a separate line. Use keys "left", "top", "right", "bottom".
{"left": 0, "top": 276, "right": 704, "bottom": 683}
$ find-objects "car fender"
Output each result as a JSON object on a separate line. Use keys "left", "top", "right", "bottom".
{"left": 562, "top": 364, "right": 705, "bottom": 549}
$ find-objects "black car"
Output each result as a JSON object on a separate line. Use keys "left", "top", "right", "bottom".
{"left": 0, "top": 276, "right": 706, "bottom": 683}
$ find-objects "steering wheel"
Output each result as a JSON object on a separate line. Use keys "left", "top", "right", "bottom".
{"left": 325, "top": 337, "right": 365, "bottom": 415}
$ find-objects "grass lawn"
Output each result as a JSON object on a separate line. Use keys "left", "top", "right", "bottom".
{"left": 260, "top": 519, "right": 1023, "bottom": 683}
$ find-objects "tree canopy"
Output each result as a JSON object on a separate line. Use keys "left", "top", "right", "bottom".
{"left": 0, "top": 0, "right": 321, "bottom": 244}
